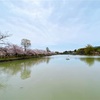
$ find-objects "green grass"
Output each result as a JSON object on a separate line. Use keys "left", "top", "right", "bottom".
{"left": 0, "top": 54, "right": 47, "bottom": 62}
{"left": 0, "top": 56, "right": 33, "bottom": 62}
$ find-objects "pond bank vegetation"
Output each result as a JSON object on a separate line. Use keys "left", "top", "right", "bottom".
{"left": 0, "top": 44, "right": 56, "bottom": 62}
{"left": 0, "top": 32, "right": 56, "bottom": 62}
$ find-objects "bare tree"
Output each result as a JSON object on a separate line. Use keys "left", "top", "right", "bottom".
{"left": 0, "top": 31, "right": 11, "bottom": 45}
{"left": 21, "top": 39, "right": 31, "bottom": 51}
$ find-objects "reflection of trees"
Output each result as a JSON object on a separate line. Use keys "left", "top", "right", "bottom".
{"left": 96, "top": 58, "right": 100, "bottom": 62}
{"left": 80, "top": 57, "right": 100, "bottom": 66}
{"left": 0, "top": 57, "right": 51, "bottom": 80}
{"left": 0, "top": 83, "right": 6, "bottom": 89}
{"left": 21, "top": 64, "right": 31, "bottom": 80}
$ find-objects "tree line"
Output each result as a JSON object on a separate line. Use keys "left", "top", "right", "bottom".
{"left": 0, "top": 32, "right": 55, "bottom": 59}
{"left": 61, "top": 44, "right": 100, "bottom": 55}
{"left": 76, "top": 44, "right": 100, "bottom": 55}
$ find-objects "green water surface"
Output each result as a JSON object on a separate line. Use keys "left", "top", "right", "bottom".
{"left": 0, "top": 55, "right": 100, "bottom": 100}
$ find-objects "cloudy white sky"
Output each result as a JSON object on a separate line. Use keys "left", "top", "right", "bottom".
{"left": 0, "top": 0, "right": 100, "bottom": 51}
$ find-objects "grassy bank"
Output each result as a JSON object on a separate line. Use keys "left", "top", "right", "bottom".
{"left": 0, "top": 55, "right": 48, "bottom": 62}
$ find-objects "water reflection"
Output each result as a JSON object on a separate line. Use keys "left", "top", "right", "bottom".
{"left": 0, "top": 83, "right": 6, "bottom": 89}
{"left": 0, "top": 57, "right": 51, "bottom": 80}
{"left": 21, "top": 67, "right": 31, "bottom": 80}
{"left": 80, "top": 57, "right": 100, "bottom": 66}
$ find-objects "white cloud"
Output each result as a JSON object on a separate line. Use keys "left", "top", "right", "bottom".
{"left": 2, "top": 0, "right": 53, "bottom": 21}
{"left": 22, "top": 0, "right": 42, "bottom": 4}
{"left": 0, "top": 0, "right": 100, "bottom": 50}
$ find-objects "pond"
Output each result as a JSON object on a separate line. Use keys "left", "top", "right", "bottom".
{"left": 0, "top": 55, "right": 100, "bottom": 100}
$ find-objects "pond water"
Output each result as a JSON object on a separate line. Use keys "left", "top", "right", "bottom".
{"left": 0, "top": 55, "right": 100, "bottom": 100}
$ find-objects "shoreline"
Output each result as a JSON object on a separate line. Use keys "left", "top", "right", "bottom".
{"left": 0, "top": 55, "right": 46, "bottom": 62}
{"left": 0, "top": 54, "right": 100, "bottom": 63}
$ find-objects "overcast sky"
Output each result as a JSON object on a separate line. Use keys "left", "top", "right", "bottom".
{"left": 0, "top": 0, "right": 100, "bottom": 51}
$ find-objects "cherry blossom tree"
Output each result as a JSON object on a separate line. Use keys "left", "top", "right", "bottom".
{"left": 6, "top": 44, "right": 24, "bottom": 56}
{"left": 25, "top": 49, "right": 36, "bottom": 56}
